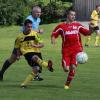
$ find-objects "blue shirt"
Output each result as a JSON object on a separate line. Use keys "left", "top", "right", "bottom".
{"left": 26, "top": 15, "right": 41, "bottom": 30}
{"left": 21, "top": 15, "right": 41, "bottom": 32}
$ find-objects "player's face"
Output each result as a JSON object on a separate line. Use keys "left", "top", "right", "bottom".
{"left": 67, "top": 11, "right": 76, "bottom": 22}
{"left": 32, "top": 8, "right": 41, "bottom": 18}
{"left": 97, "top": 6, "right": 100, "bottom": 12}
{"left": 24, "top": 23, "right": 32, "bottom": 34}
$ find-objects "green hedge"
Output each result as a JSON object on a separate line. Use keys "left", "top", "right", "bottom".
{"left": 0, "top": 0, "right": 72, "bottom": 25}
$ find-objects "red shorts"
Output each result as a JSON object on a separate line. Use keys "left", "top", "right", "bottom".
{"left": 62, "top": 50, "right": 79, "bottom": 69}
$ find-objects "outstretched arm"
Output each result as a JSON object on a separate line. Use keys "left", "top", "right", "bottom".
{"left": 36, "top": 29, "right": 44, "bottom": 34}
{"left": 31, "top": 43, "right": 44, "bottom": 48}
{"left": 16, "top": 48, "right": 21, "bottom": 60}
{"left": 51, "top": 24, "right": 62, "bottom": 44}
{"left": 79, "top": 24, "right": 94, "bottom": 36}
{"left": 51, "top": 36, "right": 56, "bottom": 45}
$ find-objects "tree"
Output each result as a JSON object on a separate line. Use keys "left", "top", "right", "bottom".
{"left": 60, "top": 0, "right": 72, "bottom": 2}
{"left": 0, "top": 0, "right": 30, "bottom": 25}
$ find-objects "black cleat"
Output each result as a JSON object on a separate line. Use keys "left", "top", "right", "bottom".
{"left": 33, "top": 75, "right": 44, "bottom": 81}
{"left": 85, "top": 44, "right": 89, "bottom": 47}
{"left": 48, "top": 60, "right": 54, "bottom": 72}
{"left": 0, "top": 71, "right": 3, "bottom": 81}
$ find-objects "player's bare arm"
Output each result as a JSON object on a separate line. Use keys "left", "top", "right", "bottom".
{"left": 31, "top": 43, "right": 44, "bottom": 48}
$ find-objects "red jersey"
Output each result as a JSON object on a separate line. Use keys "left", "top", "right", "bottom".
{"left": 52, "top": 22, "right": 91, "bottom": 53}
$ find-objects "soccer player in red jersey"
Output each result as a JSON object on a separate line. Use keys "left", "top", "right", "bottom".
{"left": 51, "top": 9, "right": 94, "bottom": 89}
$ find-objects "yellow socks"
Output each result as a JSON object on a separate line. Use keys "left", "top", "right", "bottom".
{"left": 21, "top": 72, "right": 37, "bottom": 87}
{"left": 37, "top": 58, "right": 48, "bottom": 68}
{"left": 85, "top": 36, "right": 91, "bottom": 46}
{"left": 94, "top": 36, "right": 99, "bottom": 46}
{"left": 85, "top": 36, "right": 99, "bottom": 47}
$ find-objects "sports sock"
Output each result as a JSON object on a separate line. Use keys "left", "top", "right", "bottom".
{"left": 0, "top": 60, "right": 12, "bottom": 74}
{"left": 85, "top": 36, "right": 91, "bottom": 46}
{"left": 37, "top": 58, "right": 48, "bottom": 68}
{"left": 65, "top": 69, "right": 75, "bottom": 86}
{"left": 94, "top": 36, "right": 99, "bottom": 46}
{"left": 21, "top": 72, "right": 37, "bottom": 86}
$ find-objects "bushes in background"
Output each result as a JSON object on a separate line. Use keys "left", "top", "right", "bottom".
{"left": 0, "top": 0, "right": 72, "bottom": 25}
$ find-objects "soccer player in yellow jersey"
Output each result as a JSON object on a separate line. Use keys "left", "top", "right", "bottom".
{"left": 85, "top": 5, "right": 100, "bottom": 47}
{"left": 0, "top": 6, "right": 44, "bottom": 81}
{"left": 14, "top": 19, "right": 53, "bottom": 88}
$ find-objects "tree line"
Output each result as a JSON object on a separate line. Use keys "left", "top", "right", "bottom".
{"left": 0, "top": 0, "right": 72, "bottom": 25}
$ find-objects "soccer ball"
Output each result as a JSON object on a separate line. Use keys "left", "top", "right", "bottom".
{"left": 76, "top": 52, "right": 88, "bottom": 64}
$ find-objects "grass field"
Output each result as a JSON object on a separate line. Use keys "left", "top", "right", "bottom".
{"left": 0, "top": 23, "right": 100, "bottom": 100}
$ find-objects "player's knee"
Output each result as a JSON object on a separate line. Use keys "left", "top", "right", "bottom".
{"left": 63, "top": 66, "right": 69, "bottom": 72}
{"left": 70, "top": 64, "right": 76, "bottom": 70}
{"left": 32, "top": 55, "right": 39, "bottom": 62}
{"left": 38, "top": 66, "right": 42, "bottom": 73}
{"left": 32, "top": 67, "right": 38, "bottom": 74}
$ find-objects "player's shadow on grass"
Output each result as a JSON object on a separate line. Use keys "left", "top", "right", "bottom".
{"left": 29, "top": 84, "right": 62, "bottom": 89}
{"left": 0, "top": 84, "right": 19, "bottom": 89}
{"left": 0, "top": 83, "right": 62, "bottom": 89}
{"left": 0, "top": 80, "right": 62, "bottom": 89}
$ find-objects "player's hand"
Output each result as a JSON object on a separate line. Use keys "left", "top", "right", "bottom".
{"left": 51, "top": 37, "right": 56, "bottom": 45}
{"left": 89, "top": 23, "right": 94, "bottom": 34}
{"left": 98, "top": 19, "right": 100, "bottom": 23}
{"left": 31, "top": 44, "right": 37, "bottom": 47}
{"left": 89, "top": 23, "right": 94, "bottom": 28}
{"left": 38, "top": 29, "right": 44, "bottom": 34}
{"left": 31, "top": 43, "right": 44, "bottom": 48}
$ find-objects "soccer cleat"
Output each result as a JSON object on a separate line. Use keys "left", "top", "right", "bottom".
{"left": 0, "top": 71, "right": 3, "bottom": 81}
{"left": 48, "top": 60, "right": 54, "bottom": 72}
{"left": 84, "top": 44, "right": 89, "bottom": 47}
{"left": 20, "top": 84, "right": 27, "bottom": 88}
{"left": 33, "top": 75, "right": 44, "bottom": 81}
{"left": 94, "top": 44, "right": 99, "bottom": 47}
{"left": 64, "top": 85, "right": 70, "bottom": 90}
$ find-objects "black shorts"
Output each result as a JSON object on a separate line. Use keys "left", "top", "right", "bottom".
{"left": 24, "top": 52, "right": 42, "bottom": 68}
{"left": 89, "top": 22, "right": 99, "bottom": 30}
{"left": 94, "top": 26, "right": 99, "bottom": 30}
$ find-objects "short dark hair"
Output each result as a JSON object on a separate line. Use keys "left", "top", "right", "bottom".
{"left": 24, "top": 19, "right": 32, "bottom": 26}
{"left": 66, "top": 7, "right": 76, "bottom": 15}
{"left": 96, "top": 5, "right": 100, "bottom": 8}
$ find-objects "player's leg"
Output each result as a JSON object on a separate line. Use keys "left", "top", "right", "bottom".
{"left": 32, "top": 53, "right": 43, "bottom": 81}
{"left": 64, "top": 52, "right": 77, "bottom": 89}
{"left": 85, "top": 36, "right": 91, "bottom": 47}
{"left": 21, "top": 68, "right": 39, "bottom": 88}
{"left": 32, "top": 55, "right": 53, "bottom": 72}
{"left": 85, "top": 23, "right": 93, "bottom": 47}
{"left": 20, "top": 53, "right": 43, "bottom": 88}
{"left": 62, "top": 51, "right": 70, "bottom": 72}
{"left": 0, "top": 48, "right": 18, "bottom": 80}
{"left": 64, "top": 64, "right": 76, "bottom": 89}
{"left": 61, "top": 52, "right": 72, "bottom": 89}
{"left": 23, "top": 52, "right": 45, "bottom": 81}
{"left": 33, "top": 66, "right": 44, "bottom": 81}
{"left": 94, "top": 26, "right": 100, "bottom": 47}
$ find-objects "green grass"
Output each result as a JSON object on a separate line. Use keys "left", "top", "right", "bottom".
{"left": 0, "top": 23, "right": 100, "bottom": 100}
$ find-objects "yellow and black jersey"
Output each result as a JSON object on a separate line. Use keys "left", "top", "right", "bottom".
{"left": 15, "top": 30, "right": 43, "bottom": 55}
{"left": 90, "top": 10, "right": 99, "bottom": 26}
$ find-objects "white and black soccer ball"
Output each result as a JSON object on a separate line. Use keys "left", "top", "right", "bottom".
{"left": 76, "top": 52, "right": 88, "bottom": 64}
